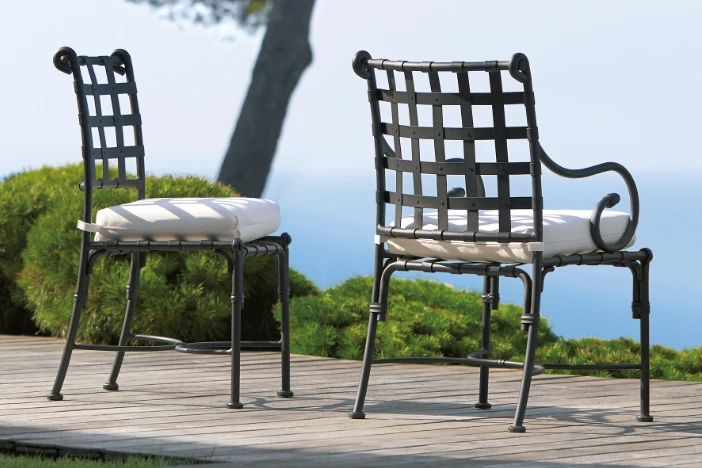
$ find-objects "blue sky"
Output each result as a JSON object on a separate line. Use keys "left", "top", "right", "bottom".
{"left": 1, "top": 0, "right": 701, "bottom": 179}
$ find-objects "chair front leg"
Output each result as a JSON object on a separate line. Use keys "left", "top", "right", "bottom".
{"left": 227, "top": 243, "right": 245, "bottom": 409}
{"left": 509, "top": 259, "right": 541, "bottom": 433}
{"left": 635, "top": 249, "right": 653, "bottom": 422}
{"left": 104, "top": 251, "right": 142, "bottom": 391}
{"left": 476, "top": 276, "right": 498, "bottom": 409}
{"left": 349, "top": 245, "right": 387, "bottom": 419}
{"left": 277, "top": 240, "right": 294, "bottom": 398}
{"left": 48, "top": 252, "right": 92, "bottom": 401}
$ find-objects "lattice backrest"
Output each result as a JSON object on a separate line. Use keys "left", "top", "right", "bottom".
{"left": 353, "top": 52, "right": 545, "bottom": 244}
{"left": 54, "top": 47, "right": 146, "bottom": 200}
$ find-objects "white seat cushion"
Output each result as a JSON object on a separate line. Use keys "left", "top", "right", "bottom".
{"left": 387, "top": 209, "right": 635, "bottom": 264}
{"left": 93, "top": 198, "right": 280, "bottom": 243}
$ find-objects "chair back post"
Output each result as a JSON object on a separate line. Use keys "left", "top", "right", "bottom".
{"left": 55, "top": 46, "right": 96, "bottom": 224}
{"left": 353, "top": 51, "right": 387, "bottom": 229}
{"left": 508, "top": 53, "right": 544, "bottom": 244}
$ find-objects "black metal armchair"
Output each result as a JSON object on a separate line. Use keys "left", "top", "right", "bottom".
{"left": 349, "top": 51, "right": 653, "bottom": 432}
{"left": 47, "top": 47, "right": 294, "bottom": 408}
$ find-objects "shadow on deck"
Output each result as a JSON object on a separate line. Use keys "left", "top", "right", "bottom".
{"left": 1, "top": 336, "right": 700, "bottom": 467}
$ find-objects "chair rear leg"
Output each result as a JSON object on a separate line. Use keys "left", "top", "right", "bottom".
{"left": 104, "top": 252, "right": 142, "bottom": 391}
{"left": 509, "top": 263, "right": 541, "bottom": 433}
{"left": 476, "top": 276, "right": 497, "bottom": 409}
{"left": 277, "top": 243, "right": 294, "bottom": 398}
{"left": 227, "top": 245, "right": 245, "bottom": 409}
{"left": 48, "top": 260, "right": 91, "bottom": 400}
{"left": 349, "top": 308, "right": 381, "bottom": 419}
{"left": 349, "top": 246, "right": 386, "bottom": 419}
{"left": 636, "top": 250, "right": 653, "bottom": 422}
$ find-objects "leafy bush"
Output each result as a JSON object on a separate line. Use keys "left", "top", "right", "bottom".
{"left": 1, "top": 164, "right": 315, "bottom": 344}
{"left": 0, "top": 166, "right": 87, "bottom": 334}
{"left": 540, "top": 337, "right": 702, "bottom": 381}
{"left": 279, "top": 276, "right": 559, "bottom": 361}
{"left": 280, "top": 276, "right": 702, "bottom": 381}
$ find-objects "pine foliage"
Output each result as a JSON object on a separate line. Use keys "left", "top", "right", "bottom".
{"left": 279, "top": 276, "right": 702, "bottom": 381}
{"left": 0, "top": 164, "right": 314, "bottom": 343}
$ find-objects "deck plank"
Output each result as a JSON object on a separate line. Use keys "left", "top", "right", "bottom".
{"left": 1, "top": 335, "right": 700, "bottom": 467}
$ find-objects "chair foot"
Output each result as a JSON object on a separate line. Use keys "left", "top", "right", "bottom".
{"left": 277, "top": 390, "right": 294, "bottom": 398}
{"left": 47, "top": 393, "right": 63, "bottom": 401}
{"left": 637, "top": 415, "right": 654, "bottom": 422}
{"left": 475, "top": 402, "right": 492, "bottom": 410}
{"left": 103, "top": 382, "right": 119, "bottom": 391}
{"left": 508, "top": 425, "right": 526, "bottom": 433}
{"left": 227, "top": 402, "right": 244, "bottom": 409}
{"left": 348, "top": 411, "right": 366, "bottom": 419}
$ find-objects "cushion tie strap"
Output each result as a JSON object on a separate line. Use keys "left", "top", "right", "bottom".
{"left": 77, "top": 220, "right": 102, "bottom": 233}
{"left": 527, "top": 242, "right": 544, "bottom": 252}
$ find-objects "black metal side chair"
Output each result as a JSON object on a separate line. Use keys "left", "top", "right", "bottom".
{"left": 47, "top": 47, "right": 293, "bottom": 408}
{"left": 349, "top": 51, "right": 653, "bottom": 432}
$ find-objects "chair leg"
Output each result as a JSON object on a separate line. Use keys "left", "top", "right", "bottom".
{"left": 349, "top": 246, "right": 386, "bottom": 419}
{"left": 104, "top": 252, "right": 142, "bottom": 391}
{"left": 476, "top": 276, "right": 496, "bottom": 410}
{"left": 277, "top": 246, "right": 294, "bottom": 398}
{"left": 48, "top": 257, "right": 91, "bottom": 401}
{"left": 636, "top": 250, "right": 653, "bottom": 422}
{"left": 349, "top": 310, "right": 380, "bottom": 419}
{"left": 227, "top": 246, "right": 245, "bottom": 409}
{"left": 509, "top": 262, "right": 542, "bottom": 433}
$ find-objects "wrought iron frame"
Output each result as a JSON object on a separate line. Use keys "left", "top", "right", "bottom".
{"left": 349, "top": 51, "right": 653, "bottom": 432}
{"left": 47, "top": 47, "right": 293, "bottom": 408}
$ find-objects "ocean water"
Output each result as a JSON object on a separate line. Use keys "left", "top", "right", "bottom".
{"left": 266, "top": 170, "right": 702, "bottom": 350}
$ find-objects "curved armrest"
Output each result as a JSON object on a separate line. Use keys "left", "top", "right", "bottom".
{"left": 538, "top": 144, "right": 639, "bottom": 253}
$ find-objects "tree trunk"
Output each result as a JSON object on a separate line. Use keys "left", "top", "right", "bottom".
{"left": 217, "top": 0, "right": 315, "bottom": 197}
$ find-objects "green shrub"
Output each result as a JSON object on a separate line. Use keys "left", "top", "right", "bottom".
{"left": 539, "top": 338, "right": 702, "bottom": 380}
{"left": 0, "top": 166, "right": 87, "bottom": 334}
{"left": 1, "top": 164, "right": 315, "bottom": 344}
{"left": 281, "top": 276, "right": 702, "bottom": 381}
{"left": 279, "top": 276, "right": 559, "bottom": 361}
{"left": 289, "top": 268, "right": 321, "bottom": 298}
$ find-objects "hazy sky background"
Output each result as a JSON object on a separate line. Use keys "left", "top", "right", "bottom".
{"left": 1, "top": 0, "right": 701, "bottom": 180}
{"left": 1, "top": 1, "right": 701, "bottom": 348}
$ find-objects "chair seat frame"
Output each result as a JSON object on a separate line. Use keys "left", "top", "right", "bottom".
{"left": 47, "top": 47, "right": 293, "bottom": 407}
{"left": 348, "top": 51, "right": 653, "bottom": 432}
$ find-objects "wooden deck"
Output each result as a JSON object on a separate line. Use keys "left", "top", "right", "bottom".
{"left": 0, "top": 336, "right": 700, "bottom": 467}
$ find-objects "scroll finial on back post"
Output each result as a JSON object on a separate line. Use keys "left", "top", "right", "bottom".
{"left": 54, "top": 46, "right": 78, "bottom": 75}
{"left": 352, "top": 50, "right": 372, "bottom": 79}
{"left": 110, "top": 49, "right": 131, "bottom": 76}
{"left": 508, "top": 53, "right": 530, "bottom": 83}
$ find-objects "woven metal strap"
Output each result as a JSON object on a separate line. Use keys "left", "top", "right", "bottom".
{"left": 428, "top": 72, "right": 448, "bottom": 230}
{"left": 83, "top": 56, "right": 109, "bottom": 183}
{"left": 380, "top": 123, "right": 527, "bottom": 140}
{"left": 102, "top": 55, "right": 127, "bottom": 182}
{"left": 382, "top": 191, "right": 532, "bottom": 210}
{"left": 375, "top": 89, "right": 526, "bottom": 106}
{"left": 387, "top": 69, "right": 404, "bottom": 228}
{"left": 489, "top": 71, "right": 511, "bottom": 234}
{"left": 456, "top": 72, "right": 480, "bottom": 232}
{"left": 404, "top": 70, "right": 423, "bottom": 227}
{"left": 380, "top": 158, "right": 530, "bottom": 176}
